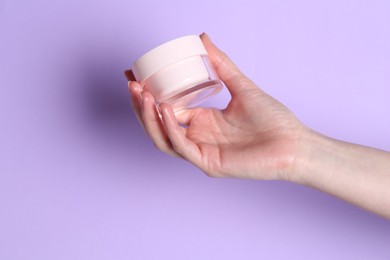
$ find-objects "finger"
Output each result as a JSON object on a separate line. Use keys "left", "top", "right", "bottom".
{"left": 124, "top": 69, "right": 136, "bottom": 81}
{"left": 200, "top": 33, "right": 256, "bottom": 97}
{"left": 160, "top": 103, "right": 202, "bottom": 165}
{"left": 127, "top": 70, "right": 194, "bottom": 126}
{"left": 172, "top": 108, "right": 196, "bottom": 126}
{"left": 128, "top": 81, "right": 144, "bottom": 128}
{"left": 141, "top": 91, "right": 180, "bottom": 157}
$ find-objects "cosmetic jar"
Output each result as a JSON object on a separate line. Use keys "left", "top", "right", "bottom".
{"left": 132, "top": 35, "right": 223, "bottom": 111}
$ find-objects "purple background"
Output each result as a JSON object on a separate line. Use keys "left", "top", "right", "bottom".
{"left": 1, "top": 0, "right": 390, "bottom": 259}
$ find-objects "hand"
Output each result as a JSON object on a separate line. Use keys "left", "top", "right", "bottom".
{"left": 125, "top": 33, "right": 307, "bottom": 181}
{"left": 125, "top": 33, "right": 390, "bottom": 218}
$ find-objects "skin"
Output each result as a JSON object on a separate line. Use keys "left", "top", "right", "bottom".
{"left": 125, "top": 33, "right": 390, "bottom": 219}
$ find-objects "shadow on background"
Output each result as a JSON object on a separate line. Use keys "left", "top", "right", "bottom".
{"left": 77, "top": 45, "right": 153, "bottom": 159}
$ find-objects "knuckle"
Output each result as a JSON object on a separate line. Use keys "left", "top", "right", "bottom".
{"left": 152, "top": 141, "right": 164, "bottom": 151}
{"left": 202, "top": 166, "right": 222, "bottom": 178}
{"left": 203, "top": 170, "right": 220, "bottom": 178}
{"left": 152, "top": 142, "right": 159, "bottom": 150}
{"left": 172, "top": 146, "right": 182, "bottom": 155}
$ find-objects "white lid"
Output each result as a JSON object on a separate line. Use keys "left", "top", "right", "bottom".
{"left": 132, "top": 35, "right": 207, "bottom": 82}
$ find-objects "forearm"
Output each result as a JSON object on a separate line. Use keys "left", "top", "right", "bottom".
{"left": 293, "top": 129, "right": 390, "bottom": 219}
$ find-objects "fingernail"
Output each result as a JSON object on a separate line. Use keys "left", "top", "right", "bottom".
{"left": 124, "top": 69, "right": 135, "bottom": 81}
{"left": 201, "top": 32, "right": 211, "bottom": 41}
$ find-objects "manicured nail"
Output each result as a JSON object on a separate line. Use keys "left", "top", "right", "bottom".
{"left": 201, "top": 32, "right": 211, "bottom": 41}
{"left": 124, "top": 69, "right": 135, "bottom": 81}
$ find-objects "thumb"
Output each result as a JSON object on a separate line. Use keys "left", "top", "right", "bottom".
{"left": 200, "top": 33, "right": 255, "bottom": 97}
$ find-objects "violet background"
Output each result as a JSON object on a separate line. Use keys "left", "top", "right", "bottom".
{"left": 1, "top": 0, "right": 390, "bottom": 259}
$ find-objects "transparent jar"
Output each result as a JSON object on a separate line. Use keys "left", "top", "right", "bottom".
{"left": 132, "top": 35, "right": 223, "bottom": 112}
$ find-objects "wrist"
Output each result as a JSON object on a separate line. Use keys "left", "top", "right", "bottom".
{"left": 287, "top": 127, "right": 339, "bottom": 185}
{"left": 285, "top": 126, "right": 390, "bottom": 218}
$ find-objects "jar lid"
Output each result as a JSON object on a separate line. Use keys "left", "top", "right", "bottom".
{"left": 132, "top": 35, "right": 207, "bottom": 83}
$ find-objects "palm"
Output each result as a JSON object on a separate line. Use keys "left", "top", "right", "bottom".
{"left": 184, "top": 89, "right": 303, "bottom": 179}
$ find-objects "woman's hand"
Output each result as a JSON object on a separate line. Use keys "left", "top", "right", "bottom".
{"left": 126, "top": 33, "right": 390, "bottom": 218}
{"left": 126, "top": 33, "right": 307, "bottom": 181}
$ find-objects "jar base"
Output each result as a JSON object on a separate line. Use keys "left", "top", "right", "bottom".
{"left": 161, "top": 80, "right": 223, "bottom": 112}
